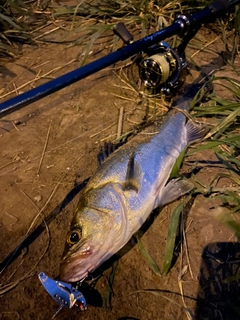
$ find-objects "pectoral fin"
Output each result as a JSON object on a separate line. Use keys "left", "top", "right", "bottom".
{"left": 157, "top": 178, "right": 194, "bottom": 207}
{"left": 124, "top": 152, "right": 142, "bottom": 192}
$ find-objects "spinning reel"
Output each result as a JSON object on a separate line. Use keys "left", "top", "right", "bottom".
{"left": 139, "top": 43, "right": 184, "bottom": 94}
{"left": 114, "top": 22, "right": 189, "bottom": 97}
{"left": 134, "top": 41, "right": 188, "bottom": 97}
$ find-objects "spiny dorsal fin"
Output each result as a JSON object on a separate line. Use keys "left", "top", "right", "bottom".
{"left": 97, "top": 140, "right": 128, "bottom": 166}
{"left": 97, "top": 142, "right": 116, "bottom": 166}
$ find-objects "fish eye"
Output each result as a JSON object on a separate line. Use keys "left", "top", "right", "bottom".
{"left": 67, "top": 228, "right": 82, "bottom": 245}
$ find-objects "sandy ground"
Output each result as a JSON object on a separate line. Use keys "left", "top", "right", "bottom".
{"left": 0, "top": 15, "right": 240, "bottom": 320}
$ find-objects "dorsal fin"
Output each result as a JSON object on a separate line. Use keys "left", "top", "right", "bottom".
{"left": 97, "top": 142, "right": 116, "bottom": 166}
{"left": 124, "top": 152, "right": 142, "bottom": 192}
{"left": 97, "top": 140, "right": 128, "bottom": 166}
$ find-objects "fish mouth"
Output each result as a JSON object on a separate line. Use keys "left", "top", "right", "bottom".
{"left": 59, "top": 241, "right": 115, "bottom": 282}
{"left": 59, "top": 245, "right": 94, "bottom": 282}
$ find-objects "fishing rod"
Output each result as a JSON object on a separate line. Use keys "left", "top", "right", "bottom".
{"left": 0, "top": 0, "right": 239, "bottom": 118}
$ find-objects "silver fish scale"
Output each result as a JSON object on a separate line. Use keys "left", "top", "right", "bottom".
{"left": 87, "top": 112, "right": 187, "bottom": 192}
{"left": 85, "top": 111, "right": 188, "bottom": 235}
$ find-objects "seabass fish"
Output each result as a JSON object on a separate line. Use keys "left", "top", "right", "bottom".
{"left": 60, "top": 94, "right": 204, "bottom": 282}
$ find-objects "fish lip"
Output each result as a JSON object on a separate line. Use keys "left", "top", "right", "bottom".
{"left": 59, "top": 244, "right": 94, "bottom": 282}
{"left": 62, "top": 245, "right": 92, "bottom": 262}
{"left": 59, "top": 257, "right": 91, "bottom": 282}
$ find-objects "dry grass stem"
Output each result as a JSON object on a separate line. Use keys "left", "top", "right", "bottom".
{"left": 6, "top": 260, "right": 24, "bottom": 283}
{"left": 26, "top": 179, "right": 61, "bottom": 235}
{"left": 13, "top": 83, "right": 19, "bottom": 96}
{"left": 33, "top": 61, "right": 50, "bottom": 70}
{"left": 112, "top": 83, "right": 135, "bottom": 92}
{"left": 11, "top": 121, "right": 19, "bottom": 131}
{"left": 173, "top": 107, "right": 193, "bottom": 121}
{"left": 177, "top": 220, "right": 192, "bottom": 320}
{"left": 33, "top": 10, "right": 52, "bottom": 15}
{"left": 178, "top": 276, "right": 192, "bottom": 320}
{"left": 0, "top": 281, "right": 22, "bottom": 295}
{"left": 34, "top": 26, "right": 60, "bottom": 40}
{"left": 117, "top": 106, "right": 124, "bottom": 138}
{"left": 21, "top": 151, "right": 85, "bottom": 236}
{"left": 4, "top": 211, "right": 18, "bottom": 221}
{"left": 37, "top": 119, "right": 52, "bottom": 176}
{"left": 20, "top": 190, "right": 40, "bottom": 215}
{"left": 4, "top": 62, "right": 35, "bottom": 88}
{"left": 183, "top": 227, "right": 194, "bottom": 279}
{"left": 100, "top": 134, "right": 117, "bottom": 142}
{"left": 139, "top": 131, "right": 159, "bottom": 135}
{"left": 30, "top": 21, "right": 53, "bottom": 34}
{"left": 114, "top": 71, "right": 139, "bottom": 95}
{"left": 30, "top": 70, "right": 42, "bottom": 89}
{"left": 190, "top": 34, "right": 222, "bottom": 59}
{"left": 185, "top": 219, "right": 193, "bottom": 233}
{"left": 113, "top": 94, "right": 137, "bottom": 102}
{"left": 127, "top": 115, "right": 141, "bottom": 125}
{"left": 1, "top": 228, "right": 50, "bottom": 295}
{"left": 25, "top": 154, "right": 85, "bottom": 214}
{"left": 136, "top": 293, "right": 151, "bottom": 314}
{"left": 0, "top": 160, "right": 16, "bottom": 171}
{"left": 90, "top": 122, "right": 116, "bottom": 138}
{"left": 0, "top": 59, "right": 76, "bottom": 101}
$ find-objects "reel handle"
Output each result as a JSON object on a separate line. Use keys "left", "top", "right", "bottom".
{"left": 113, "top": 22, "right": 133, "bottom": 44}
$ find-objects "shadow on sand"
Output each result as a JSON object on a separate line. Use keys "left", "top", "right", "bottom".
{"left": 196, "top": 242, "right": 240, "bottom": 320}
{"left": 0, "top": 178, "right": 89, "bottom": 274}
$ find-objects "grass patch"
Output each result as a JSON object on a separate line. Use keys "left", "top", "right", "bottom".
{"left": 165, "top": 75, "right": 240, "bottom": 270}
{"left": 131, "top": 75, "right": 240, "bottom": 277}
{"left": 0, "top": 0, "right": 44, "bottom": 58}
{"left": 1, "top": 0, "right": 238, "bottom": 60}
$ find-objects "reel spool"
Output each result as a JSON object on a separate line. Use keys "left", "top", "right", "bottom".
{"left": 136, "top": 42, "right": 188, "bottom": 97}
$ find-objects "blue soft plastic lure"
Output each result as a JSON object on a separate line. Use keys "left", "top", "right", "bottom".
{"left": 38, "top": 272, "right": 86, "bottom": 313}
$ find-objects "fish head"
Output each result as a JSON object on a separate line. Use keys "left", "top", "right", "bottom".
{"left": 59, "top": 192, "right": 125, "bottom": 282}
